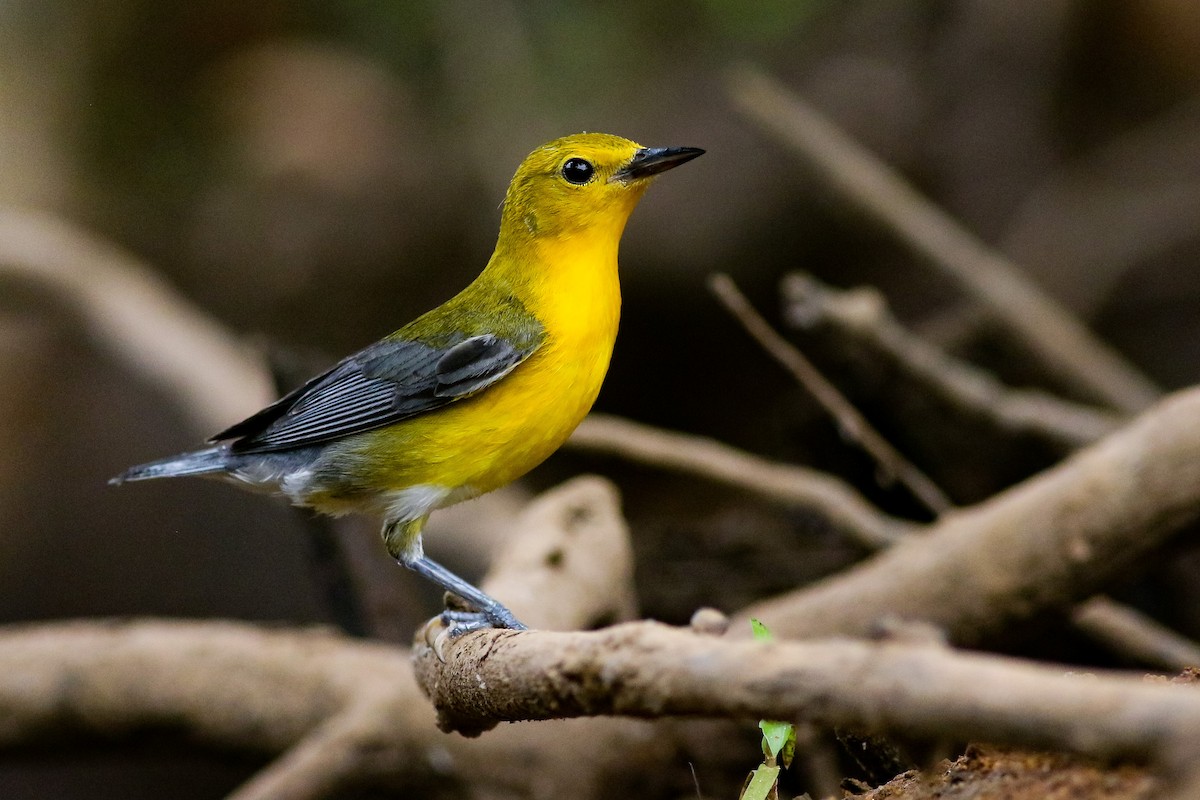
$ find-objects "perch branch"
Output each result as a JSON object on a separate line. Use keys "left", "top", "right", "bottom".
{"left": 726, "top": 66, "right": 1160, "bottom": 414}
{"left": 414, "top": 620, "right": 1200, "bottom": 779}
{"left": 709, "top": 271, "right": 952, "bottom": 514}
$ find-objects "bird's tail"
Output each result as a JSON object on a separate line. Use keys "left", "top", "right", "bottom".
{"left": 109, "top": 445, "right": 231, "bottom": 485}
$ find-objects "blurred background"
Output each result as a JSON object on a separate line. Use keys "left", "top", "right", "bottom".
{"left": 3, "top": 0, "right": 1200, "bottom": 797}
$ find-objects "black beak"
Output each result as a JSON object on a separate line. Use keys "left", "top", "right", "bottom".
{"left": 610, "top": 146, "right": 704, "bottom": 183}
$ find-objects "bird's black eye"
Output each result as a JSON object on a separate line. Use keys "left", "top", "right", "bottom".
{"left": 561, "top": 157, "right": 594, "bottom": 185}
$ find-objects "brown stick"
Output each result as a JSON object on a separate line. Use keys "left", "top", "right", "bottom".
{"left": 569, "top": 414, "right": 914, "bottom": 549}
{"left": 709, "top": 272, "right": 953, "bottom": 514}
{"left": 0, "top": 208, "right": 274, "bottom": 431}
{"left": 726, "top": 66, "right": 1160, "bottom": 414}
{"left": 226, "top": 701, "right": 402, "bottom": 800}
{"left": 780, "top": 271, "right": 1123, "bottom": 449}
{"left": 1072, "top": 597, "right": 1200, "bottom": 672}
{"left": 733, "top": 386, "right": 1200, "bottom": 644}
{"left": 414, "top": 620, "right": 1200, "bottom": 775}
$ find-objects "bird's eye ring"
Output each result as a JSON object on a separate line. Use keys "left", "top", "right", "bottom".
{"left": 561, "top": 157, "right": 595, "bottom": 185}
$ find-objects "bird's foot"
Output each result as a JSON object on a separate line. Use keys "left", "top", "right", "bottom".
{"left": 424, "top": 599, "right": 528, "bottom": 663}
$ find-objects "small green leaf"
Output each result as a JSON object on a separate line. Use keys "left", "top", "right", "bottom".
{"left": 750, "top": 618, "right": 773, "bottom": 642}
{"left": 740, "top": 764, "right": 781, "bottom": 800}
{"left": 779, "top": 729, "right": 796, "bottom": 769}
{"left": 759, "top": 719, "right": 794, "bottom": 759}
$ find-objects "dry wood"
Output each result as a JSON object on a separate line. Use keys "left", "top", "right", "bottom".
{"left": 413, "top": 620, "right": 1200, "bottom": 779}
{"left": 780, "top": 271, "right": 1123, "bottom": 449}
{"left": 726, "top": 66, "right": 1160, "bottom": 414}
{"left": 734, "top": 386, "right": 1200, "bottom": 643}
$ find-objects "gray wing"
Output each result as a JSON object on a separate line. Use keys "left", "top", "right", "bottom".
{"left": 218, "top": 331, "right": 542, "bottom": 454}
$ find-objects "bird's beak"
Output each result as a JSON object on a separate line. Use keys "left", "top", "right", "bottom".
{"left": 610, "top": 146, "right": 705, "bottom": 183}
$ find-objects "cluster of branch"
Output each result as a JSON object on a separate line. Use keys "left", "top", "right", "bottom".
{"left": 0, "top": 478, "right": 675, "bottom": 800}
{"left": 725, "top": 66, "right": 1160, "bottom": 415}
{"left": 4, "top": 65, "right": 1200, "bottom": 800}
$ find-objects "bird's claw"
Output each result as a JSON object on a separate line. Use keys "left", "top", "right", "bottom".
{"left": 422, "top": 607, "right": 528, "bottom": 663}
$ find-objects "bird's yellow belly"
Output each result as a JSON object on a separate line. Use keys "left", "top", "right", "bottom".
{"left": 381, "top": 333, "right": 614, "bottom": 493}
{"left": 318, "top": 309, "right": 617, "bottom": 514}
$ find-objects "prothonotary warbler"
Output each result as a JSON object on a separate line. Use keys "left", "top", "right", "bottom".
{"left": 113, "top": 133, "right": 703, "bottom": 632}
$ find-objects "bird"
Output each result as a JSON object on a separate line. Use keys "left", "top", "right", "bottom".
{"left": 112, "top": 132, "right": 703, "bottom": 633}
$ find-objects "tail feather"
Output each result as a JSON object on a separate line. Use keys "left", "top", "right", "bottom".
{"left": 110, "top": 446, "right": 231, "bottom": 485}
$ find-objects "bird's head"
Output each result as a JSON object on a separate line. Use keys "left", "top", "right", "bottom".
{"left": 498, "top": 133, "right": 703, "bottom": 245}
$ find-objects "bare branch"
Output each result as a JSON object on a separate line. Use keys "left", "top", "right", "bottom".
{"left": 414, "top": 620, "right": 1200, "bottom": 775}
{"left": 1072, "top": 597, "right": 1200, "bottom": 673}
{"left": 0, "top": 208, "right": 273, "bottom": 432}
{"left": 0, "top": 619, "right": 416, "bottom": 755}
{"left": 725, "top": 66, "right": 1160, "bottom": 414}
{"left": 733, "top": 386, "right": 1200, "bottom": 644}
{"left": 568, "top": 413, "right": 915, "bottom": 549}
{"left": 780, "top": 271, "right": 1123, "bottom": 450}
{"left": 776, "top": 272, "right": 1200, "bottom": 670}
{"left": 227, "top": 701, "right": 401, "bottom": 800}
{"left": 709, "top": 271, "right": 953, "bottom": 514}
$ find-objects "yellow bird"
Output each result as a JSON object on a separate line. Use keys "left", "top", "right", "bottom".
{"left": 113, "top": 133, "right": 703, "bottom": 632}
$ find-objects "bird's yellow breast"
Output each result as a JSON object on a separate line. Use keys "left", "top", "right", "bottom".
{"left": 324, "top": 230, "right": 621, "bottom": 506}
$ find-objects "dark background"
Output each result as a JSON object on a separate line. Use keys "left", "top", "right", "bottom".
{"left": 3, "top": 1, "right": 1200, "bottom": 797}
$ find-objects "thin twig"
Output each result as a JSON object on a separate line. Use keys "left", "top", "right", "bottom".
{"left": 227, "top": 701, "right": 397, "bottom": 800}
{"left": 726, "top": 65, "right": 1160, "bottom": 414}
{"left": 1072, "top": 597, "right": 1200, "bottom": 672}
{"left": 569, "top": 414, "right": 914, "bottom": 549}
{"left": 780, "top": 272, "right": 1123, "bottom": 450}
{"left": 709, "top": 272, "right": 953, "bottom": 515}
{"left": 776, "top": 272, "right": 1200, "bottom": 670}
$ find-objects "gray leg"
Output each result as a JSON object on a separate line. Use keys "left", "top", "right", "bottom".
{"left": 405, "top": 555, "right": 527, "bottom": 631}
{"left": 384, "top": 517, "right": 527, "bottom": 631}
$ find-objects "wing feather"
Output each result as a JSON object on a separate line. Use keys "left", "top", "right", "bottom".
{"left": 219, "top": 327, "right": 542, "bottom": 454}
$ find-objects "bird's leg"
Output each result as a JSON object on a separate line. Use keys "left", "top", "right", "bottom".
{"left": 383, "top": 518, "right": 528, "bottom": 633}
